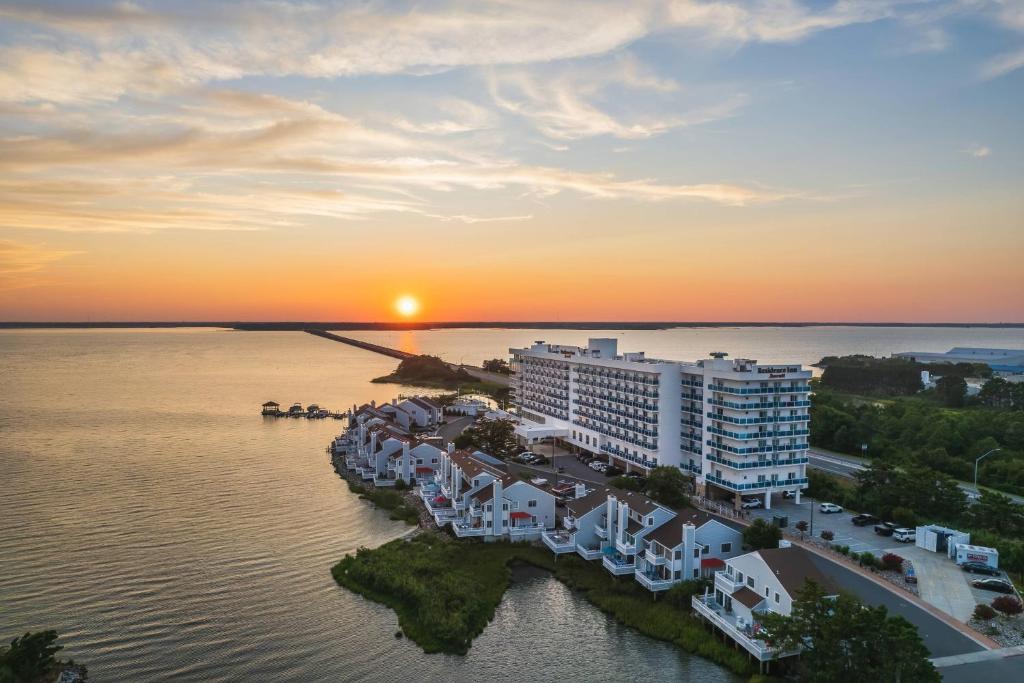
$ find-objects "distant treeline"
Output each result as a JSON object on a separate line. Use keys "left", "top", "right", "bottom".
{"left": 817, "top": 354, "right": 992, "bottom": 396}
{"left": 4, "top": 321, "right": 1024, "bottom": 330}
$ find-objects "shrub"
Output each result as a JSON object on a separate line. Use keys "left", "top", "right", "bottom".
{"left": 973, "top": 604, "right": 997, "bottom": 620}
{"left": 820, "top": 530, "right": 834, "bottom": 542}
{"left": 610, "top": 475, "right": 642, "bottom": 492}
{"left": 794, "top": 520, "right": 809, "bottom": 534}
{"left": 881, "top": 553, "right": 905, "bottom": 571}
{"left": 836, "top": 545, "right": 850, "bottom": 556}
{"left": 394, "top": 478, "right": 408, "bottom": 491}
{"left": 991, "top": 595, "right": 1024, "bottom": 615}
{"left": 743, "top": 518, "right": 783, "bottom": 550}
{"left": 859, "top": 552, "right": 879, "bottom": 569}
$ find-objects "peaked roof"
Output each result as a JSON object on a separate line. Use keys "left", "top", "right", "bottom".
{"left": 755, "top": 546, "right": 839, "bottom": 597}
{"left": 732, "top": 586, "right": 765, "bottom": 609}
{"left": 406, "top": 396, "right": 442, "bottom": 411}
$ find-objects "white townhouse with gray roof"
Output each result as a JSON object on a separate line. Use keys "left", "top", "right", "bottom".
{"left": 542, "top": 486, "right": 742, "bottom": 592}
{"left": 420, "top": 448, "right": 554, "bottom": 541}
{"left": 692, "top": 544, "right": 839, "bottom": 663}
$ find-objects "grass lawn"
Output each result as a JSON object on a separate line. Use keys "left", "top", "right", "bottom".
{"left": 332, "top": 532, "right": 756, "bottom": 677}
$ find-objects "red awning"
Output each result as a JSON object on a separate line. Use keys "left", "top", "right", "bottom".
{"left": 701, "top": 558, "right": 726, "bottom": 569}
{"left": 510, "top": 511, "right": 532, "bottom": 520}
{"left": 416, "top": 466, "right": 433, "bottom": 474}
{"left": 433, "top": 496, "right": 448, "bottom": 504}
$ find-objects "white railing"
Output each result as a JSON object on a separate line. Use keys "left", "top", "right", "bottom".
{"left": 453, "top": 524, "right": 487, "bottom": 538}
{"left": 603, "top": 556, "right": 636, "bottom": 575}
{"left": 691, "top": 596, "right": 782, "bottom": 662}
{"left": 715, "top": 571, "right": 743, "bottom": 594}
{"left": 636, "top": 572, "right": 676, "bottom": 591}
{"left": 576, "top": 544, "right": 603, "bottom": 560}
{"left": 644, "top": 549, "right": 668, "bottom": 566}
{"left": 542, "top": 531, "right": 576, "bottom": 553}
{"left": 594, "top": 524, "right": 608, "bottom": 539}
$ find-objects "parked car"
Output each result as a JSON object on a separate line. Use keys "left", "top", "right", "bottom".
{"left": 782, "top": 490, "right": 798, "bottom": 499}
{"left": 605, "top": 465, "right": 624, "bottom": 477}
{"left": 532, "top": 456, "right": 549, "bottom": 466}
{"left": 741, "top": 497, "right": 763, "bottom": 509}
{"left": 625, "top": 471, "right": 644, "bottom": 479}
{"left": 851, "top": 513, "right": 879, "bottom": 527}
{"left": 819, "top": 503, "right": 843, "bottom": 514}
{"left": 893, "top": 528, "right": 916, "bottom": 543}
{"left": 904, "top": 566, "right": 917, "bottom": 584}
{"left": 874, "top": 522, "right": 897, "bottom": 536}
{"left": 972, "top": 578, "right": 1014, "bottom": 593}
{"left": 961, "top": 561, "right": 1001, "bottom": 576}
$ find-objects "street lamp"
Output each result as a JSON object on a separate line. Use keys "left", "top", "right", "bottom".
{"left": 974, "top": 448, "right": 1002, "bottom": 493}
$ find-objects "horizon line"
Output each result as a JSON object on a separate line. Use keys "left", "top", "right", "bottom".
{"left": 2, "top": 321, "right": 1024, "bottom": 329}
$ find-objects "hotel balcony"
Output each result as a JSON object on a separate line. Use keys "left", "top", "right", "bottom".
{"left": 705, "top": 474, "right": 809, "bottom": 492}
{"left": 542, "top": 530, "right": 576, "bottom": 554}
{"left": 691, "top": 595, "right": 796, "bottom": 662}
{"left": 576, "top": 544, "right": 603, "bottom": 561}
{"left": 636, "top": 571, "right": 676, "bottom": 592}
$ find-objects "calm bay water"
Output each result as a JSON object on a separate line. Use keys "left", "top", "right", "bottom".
{"left": 1, "top": 329, "right": 737, "bottom": 682}
{"left": 347, "top": 326, "right": 1024, "bottom": 371}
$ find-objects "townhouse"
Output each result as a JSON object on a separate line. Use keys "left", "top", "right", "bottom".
{"left": 375, "top": 396, "right": 444, "bottom": 431}
{"left": 541, "top": 486, "right": 743, "bottom": 592}
{"left": 420, "top": 448, "right": 555, "bottom": 541}
{"left": 691, "top": 544, "right": 838, "bottom": 663}
{"left": 335, "top": 401, "right": 443, "bottom": 486}
{"left": 510, "top": 339, "right": 811, "bottom": 509}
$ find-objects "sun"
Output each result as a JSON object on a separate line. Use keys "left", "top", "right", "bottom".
{"left": 395, "top": 295, "right": 420, "bottom": 318}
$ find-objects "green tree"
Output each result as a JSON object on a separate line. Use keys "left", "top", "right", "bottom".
{"left": 742, "top": 518, "right": 782, "bottom": 550}
{"left": 968, "top": 491, "right": 1024, "bottom": 537}
{"left": 761, "top": 581, "right": 939, "bottom": 683}
{"left": 609, "top": 475, "right": 642, "bottom": 491}
{"left": 936, "top": 376, "right": 967, "bottom": 407}
{"left": 481, "top": 358, "right": 511, "bottom": 375}
{"left": 452, "top": 419, "right": 519, "bottom": 459}
{"left": 0, "top": 630, "right": 63, "bottom": 683}
{"left": 644, "top": 466, "right": 689, "bottom": 508}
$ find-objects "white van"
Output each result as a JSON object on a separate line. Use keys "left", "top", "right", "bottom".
{"left": 893, "top": 528, "right": 916, "bottom": 543}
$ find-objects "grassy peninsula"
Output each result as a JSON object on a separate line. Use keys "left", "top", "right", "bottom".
{"left": 372, "top": 354, "right": 510, "bottom": 402}
{"left": 332, "top": 533, "right": 755, "bottom": 676}
{"left": 344, "top": 479, "right": 420, "bottom": 525}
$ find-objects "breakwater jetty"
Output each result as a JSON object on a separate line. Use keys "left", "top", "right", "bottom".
{"left": 303, "top": 329, "right": 511, "bottom": 387}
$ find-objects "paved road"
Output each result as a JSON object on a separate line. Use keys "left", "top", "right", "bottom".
{"left": 936, "top": 648, "right": 1024, "bottom": 681}
{"left": 804, "top": 551, "right": 985, "bottom": 658}
{"left": 437, "top": 415, "right": 475, "bottom": 444}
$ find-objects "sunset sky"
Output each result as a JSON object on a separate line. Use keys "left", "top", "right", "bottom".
{"left": 0, "top": 1, "right": 1022, "bottom": 322}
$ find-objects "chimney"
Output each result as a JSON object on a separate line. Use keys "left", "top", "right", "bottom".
{"left": 574, "top": 483, "right": 586, "bottom": 499}
{"left": 392, "top": 397, "right": 398, "bottom": 406}
{"left": 447, "top": 442, "right": 455, "bottom": 454}
{"left": 370, "top": 399, "right": 376, "bottom": 408}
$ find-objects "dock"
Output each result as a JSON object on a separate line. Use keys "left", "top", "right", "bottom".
{"left": 261, "top": 401, "right": 347, "bottom": 419}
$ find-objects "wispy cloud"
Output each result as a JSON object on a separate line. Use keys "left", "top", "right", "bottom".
{"left": 965, "top": 144, "right": 992, "bottom": 158}
{"left": 0, "top": 239, "right": 80, "bottom": 290}
{"left": 488, "top": 54, "right": 745, "bottom": 140}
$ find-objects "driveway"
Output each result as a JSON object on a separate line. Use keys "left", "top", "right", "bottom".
{"left": 805, "top": 553, "right": 985, "bottom": 658}
{"left": 901, "top": 545, "right": 978, "bottom": 622}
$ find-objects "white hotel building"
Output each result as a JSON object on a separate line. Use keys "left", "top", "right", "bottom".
{"left": 510, "top": 338, "right": 812, "bottom": 509}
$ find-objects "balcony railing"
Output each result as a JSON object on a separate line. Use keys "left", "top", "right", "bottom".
{"left": 602, "top": 555, "right": 637, "bottom": 575}
{"left": 576, "top": 544, "right": 603, "bottom": 561}
{"left": 691, "top": 596, "right": 783, "bottom": 662}
{"left": 453, "top": 524, "right": 487, "bottom": 538}
{"left": 636, "top": 572, "right": 676, "bottom": 592}
{"left": 542, "top": 530, "right": 576, "bottom": 553}
{"left": 707, "top": 384, "right": 810, "bottom": 395}
{"left": 704, "top": 474, "right": 809, "bottom": 492}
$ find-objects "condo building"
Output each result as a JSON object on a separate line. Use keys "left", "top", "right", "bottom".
{"left": 510, "top": 339, "right": 812, "bottom": 508}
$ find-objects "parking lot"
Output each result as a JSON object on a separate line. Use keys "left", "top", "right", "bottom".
{"left": 749, "top": 498, "right": 1018, "bottom": 622}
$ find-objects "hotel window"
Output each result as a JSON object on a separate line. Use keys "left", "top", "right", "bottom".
{"left": 721, "top": 543, "right": 732, "bottom": 553}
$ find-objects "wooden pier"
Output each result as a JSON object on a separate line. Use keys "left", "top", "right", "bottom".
{"left": 261, "top": 401, "right": 346, "bottom": 420}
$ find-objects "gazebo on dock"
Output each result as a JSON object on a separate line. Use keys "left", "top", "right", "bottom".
{"left": 262, "top": 401, "right": 281, "bottom": 415}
